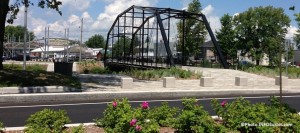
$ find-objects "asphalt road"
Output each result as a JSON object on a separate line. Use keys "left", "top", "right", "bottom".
{"left": 0, "top": 95, "right": 299, "bottom": 127}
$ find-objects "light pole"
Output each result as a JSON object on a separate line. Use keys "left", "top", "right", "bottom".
{"left": 285, "top": 39, "right": 290, "bottom": 77}
{"left": 23, "top": 1, "right": 28, "bottom": 70}
{"left": 79, "top": 18, "right": 83, "bottom": 62}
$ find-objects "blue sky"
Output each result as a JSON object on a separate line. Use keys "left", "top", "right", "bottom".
{"left": 8, "top": 0, "right": 300, "bottom": 42}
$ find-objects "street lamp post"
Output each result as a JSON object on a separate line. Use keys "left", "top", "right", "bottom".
{"left": 23, "top": 2, "right": 28, "bottom": 70}
{"left": 79, "top": 18, "right": 83, "bottom": 62}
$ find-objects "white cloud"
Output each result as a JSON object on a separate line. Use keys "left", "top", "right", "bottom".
{"left": 201, "top": 5, "right": 221, "bottom": 40}
{"left": 60, "top": 0, "right": 94, "bottom": 11}
{"left": 286, "top": 26, "right": 297, "bottom": 40}
{"left": 91, "top": 0, "right": 157, "bottom": 30}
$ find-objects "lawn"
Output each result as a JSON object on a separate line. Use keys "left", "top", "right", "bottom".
{"left": 0, "top": 64, "right": 81, "bottom": 88}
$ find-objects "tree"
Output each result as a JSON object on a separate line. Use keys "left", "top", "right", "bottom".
{"left": 176, "top": 0, "right": 207, "bottom": 58}
{"left": 0, "top": 0, "right": 62, "bottom": 70}
{"left": 233, "top": 6, "right": 290, "bottom": 65}
{"left": 5, "top": 25, "right": 35, "bottom": 42}
{"left": 85, "top": 34, "right": 105, "bottom": 48}
{"left": 112, "top": 36, "right": 139, "bottom": 58}
{"left": 216, "top": 14, "right": 237, "bottom": 63}
{"left": 295, "top": 13, "right": 300, "bottom": 49}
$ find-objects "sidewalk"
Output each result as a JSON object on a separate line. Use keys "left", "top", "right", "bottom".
{"left": 0, "top": 66, "right": 299, "bottom": 103}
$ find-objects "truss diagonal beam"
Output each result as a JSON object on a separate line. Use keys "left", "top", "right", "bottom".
{"left": 156, "top": 12, "right": 174, "bottom": 66}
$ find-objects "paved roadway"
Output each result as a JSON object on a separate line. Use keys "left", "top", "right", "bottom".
{"left": 0, "top": 95, "right": 299, "bottom": 127}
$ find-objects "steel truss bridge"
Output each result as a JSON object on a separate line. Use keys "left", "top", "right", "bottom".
{"left": 104, "top": 5, "right": 229, "bottom": 70}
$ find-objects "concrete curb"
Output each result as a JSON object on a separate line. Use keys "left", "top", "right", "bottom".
{"left": 1, "top": 89, "right": 299, "bottom": 103}
{"left": 4, "top": 122, "right": 95, "bottom": 131}
{"left": 0, "top": 86, "right": 81, "bottom": 94}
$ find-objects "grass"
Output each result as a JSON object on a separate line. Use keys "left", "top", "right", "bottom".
{"left": 77, "top": 60, "right": 105, "bottom": 74}
{"left": 0, "top": 64, "right": 81, "bottom": 88}
{"left": 120, "top": 67, "right": 201, "bottom": 80}
{"left": 240, "top": 65, "right": 300, "bottom": 79}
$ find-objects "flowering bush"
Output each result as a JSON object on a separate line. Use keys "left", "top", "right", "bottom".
{"left": 172, "top": 98, "right": 227, "bottom": 133}
{"left": 98, "top": 97, "right": 300, "bottom": 133}
{"left": 211, "top": 96, "right": 300, "bottom": 132}
{"left": 96, "top": 98, "right": 159, "bottom": 133}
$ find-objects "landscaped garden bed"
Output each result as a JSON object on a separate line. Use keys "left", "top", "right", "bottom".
{"left": 77, "top": 60, "right": 201, "bottom": 80}
{"left": 239, "top": 65, "right": 300, "bottom": 79}
{"left": 0, "top": 64, "right": 81, "bottom": 88}
{"left": 1, "top": 97, "right": 299, "bottom": 133}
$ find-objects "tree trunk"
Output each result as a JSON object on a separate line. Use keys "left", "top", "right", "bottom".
{"left": 0, "top": 0, "right": 10, "bottom": 70}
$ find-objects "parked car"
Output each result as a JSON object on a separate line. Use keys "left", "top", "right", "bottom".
{"left": 11, "top": 54, "right": 31, "bottom": 61}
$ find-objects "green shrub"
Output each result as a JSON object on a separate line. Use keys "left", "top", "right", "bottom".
{"left": 3, "top": 64, "right": 46, "bottom": 72}
{"left": 25, "top": 108, "right": 71, "bottom": 133}
{"left": 241, "top": 65, "right": 300, "bottom": 79}
{"left": 95, "top": 98, "right": 132, "bottom": 132}
{"left": 96, "top": 98, "right": 159, "bottom": 133}
{"left": 211, "top": 97, "right": 300, "bottom": 133}
{"left": 0, "top": 121, "right": 4, "bottom": 132}
{"left": 121, "top": 67, "right": 200, "bottom": 80}
{"left": 78, "top": 60, "right": 105, "bottom": 74}
{"left": 172, "top": 98, "right": 227, "bottom": 133}
{"left": 148, "top": 102, "right": 179, "bottom": 127}
{"left": 4, "top": 63, "right": 22, "bottom": 70}
{"left": 90, "top": 67, "right": 110, "bottom": 74}
{"left": 26, "top": 64, "right": 47, "bottom": 72}
{"left": 71, "top": 124, "right": 84, "bottom": 133}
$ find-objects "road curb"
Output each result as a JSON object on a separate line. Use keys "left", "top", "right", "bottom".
{"left": 1, "top": 89, "right": 299, "bottom": 103}
{"left": 0, "top": 86, "right": 80, "bottom": 94}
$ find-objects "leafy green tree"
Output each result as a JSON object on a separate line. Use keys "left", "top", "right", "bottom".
{"left": 233, "top": 6, "right": 290, "bottom": 65}
{"left": 295, "top": 13, "right": 300, "bottom": 49}
{"left": 176, "top": 0, "right": 207, "bottom": 58}
{"left": 5, "top": 25, "right": 35, "bottom": 42}
{"left": 216, "top": 14, "right": 237, "bottom": 63}
{"left": 112, "top": 36, "right": 139, "bottom": 58}
{"left": 0, "top": 0, "right": 62, "bottom": 70}
{"left": 85, "top": 34, "right": 105, "bottom": 48}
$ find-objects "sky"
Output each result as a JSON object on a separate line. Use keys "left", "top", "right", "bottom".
{"left": 7, "top": 0, "right": 300, "bottom": 42}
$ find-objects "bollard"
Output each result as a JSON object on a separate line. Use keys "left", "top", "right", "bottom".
{"left": 200, "top": 77, "right": 213, "bottom": 87}
{"left": 235, "top": 77, "right": 248, "bottom": 86}
{"left": 275, "top": 76, "right": 288, "bottom": 86}
{"left": 121, "top": 77, "right": 133, "bottom": 89}
{"left": 163, "top": 77, "right": 175, "bottom": 88}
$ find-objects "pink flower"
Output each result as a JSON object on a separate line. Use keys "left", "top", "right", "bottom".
{"left": 130, "top": 119, "right": 137, "bottom": 127}
{"left": 112, "top": 101, "right": 117, "bottom": 108}
{"left": 141, "top": 101, "right": 149, "bottom": 109}
{"left": 221, "top": 101, "right": 227, "bottom": 107}
{"left": 135, "top": 125, "right": 142, "bottom": 131}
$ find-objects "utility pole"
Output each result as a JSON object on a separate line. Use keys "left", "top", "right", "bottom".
{"left": 44, "top": 27, "right": 47, "bottom": 59}
{"left": 47, "top": 26, "right": 49, "bottom": 59}
{"left": 80, "top": 18, "right": 83, "bottom": 62}
{"left": 64, "top": 28, "right": 67, "bottom": 60}
{"left": 28, "top": 33, "right": 31, "bottom": 57}
{"left": 23, "top": 1, "right": 28, "bottom": 70}
{"left": 67, "top": 28, "right": 69, "bottom": 62}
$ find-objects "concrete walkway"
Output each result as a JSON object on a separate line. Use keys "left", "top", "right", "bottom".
{"left": 1, "top": 64, "right": 299, "bottom": 103}
{"left": 78, "top": 66, "right": 300, "bottom": 91}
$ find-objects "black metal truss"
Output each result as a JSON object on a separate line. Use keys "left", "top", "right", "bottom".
{"left": 104, "top": 5, "right": 229, "bottom": 69}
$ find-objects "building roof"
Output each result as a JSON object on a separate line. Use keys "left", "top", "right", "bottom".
{"left": 200, "top": 40, "right": 214, "bottom": 48}
{"left": 31, "top": 46, "right": 65, "bottom": 52}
